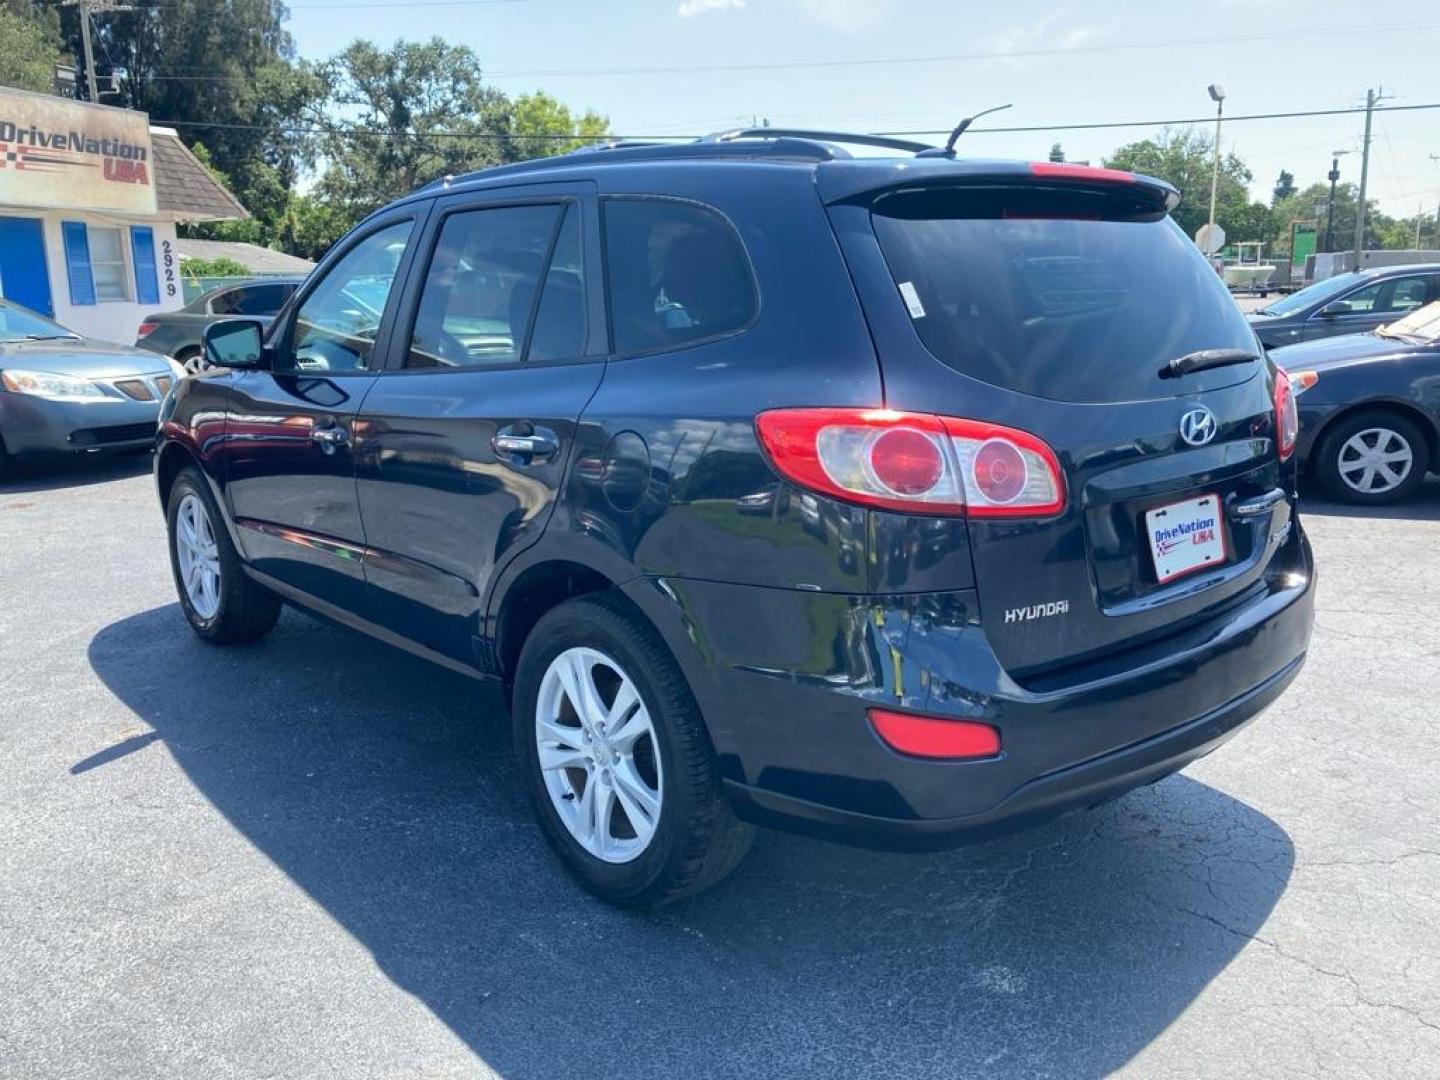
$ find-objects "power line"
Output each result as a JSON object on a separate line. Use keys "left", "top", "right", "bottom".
{"left": 874, "top": 102, "right": 1440, "bottom": 138}
{"left": 148, "top": 101, "right": 1440, "bottom": 143}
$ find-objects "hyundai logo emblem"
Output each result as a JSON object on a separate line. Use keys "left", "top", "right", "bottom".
{"left": 1179, "top": 407, "right": 1218, "bottom": 447}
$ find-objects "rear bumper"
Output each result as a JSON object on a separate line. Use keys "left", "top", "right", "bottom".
{"left": 723, "top": 650, "right": 1302, "bottom": 850}
{"left": 622, "top": 525, "right": 1314, "bottom": 849}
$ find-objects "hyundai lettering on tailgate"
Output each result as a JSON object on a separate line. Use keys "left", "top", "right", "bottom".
{"left": 1145, "top": 494, "right": 1227, "bottom": 584}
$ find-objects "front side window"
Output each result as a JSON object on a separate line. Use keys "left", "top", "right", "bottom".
{"left": 284, "top": 220, "right": 412, "bottom": 372}
{"left": 89, "top": 226, "right": 131, "bottom": 303}
{"left": 406, "top": 203, "right": 582, "bottom": 369}
{"left": 1389, "top": 278, "right": 1429, "bottom": 313}
{"left": 603, "top": 198, "right": 757, "bottom": 355}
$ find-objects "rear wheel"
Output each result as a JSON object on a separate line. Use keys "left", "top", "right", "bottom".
{"left": 1315, "top": 410, "right": 1430, "bottom": 505}
{"left": 512, "top": 594, "right": 753, "bottom": 908}
{"left": 166, "top": 467, "right": 281, "bottom": 642}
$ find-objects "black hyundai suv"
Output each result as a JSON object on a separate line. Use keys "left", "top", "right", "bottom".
{"left": 155, "top": 131, "right": 1315, "bottom": 908}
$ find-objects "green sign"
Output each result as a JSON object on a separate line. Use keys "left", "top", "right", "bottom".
{"left": 1291, "top": 221, "right": 1318, "bottom": 271}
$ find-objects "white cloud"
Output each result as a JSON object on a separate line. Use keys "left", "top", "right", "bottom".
{"left": 678, "top": 0, "right": 745, "bottom": 17}
{"left": 982, "top": 8, "right": 1110, "bottom": 68}
{"left": 792, "top": 0, "right": 901, "bottom": 35}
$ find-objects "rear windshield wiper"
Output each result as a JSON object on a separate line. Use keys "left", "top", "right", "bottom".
{"left": 1159, "top": 348, "right": 1260, "bottom": 379}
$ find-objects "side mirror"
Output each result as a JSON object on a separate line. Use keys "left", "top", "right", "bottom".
{"left": 1318, "top": 300, "right": 1352, "bottom": 318}
{"left": 204, "top": 319, "right": 267, "bottom": 369}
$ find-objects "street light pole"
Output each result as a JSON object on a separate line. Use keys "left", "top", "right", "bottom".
{"left": 1324, "top": 150, "right": 1349, "bottom": 254}
{"left": 1207, "top": 84, "right": 1225, "bottom": 247}
{"left": 77, "top": 0, "right": 98, "bottom": 102}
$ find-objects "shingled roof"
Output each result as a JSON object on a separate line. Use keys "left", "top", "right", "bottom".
{"left": 149, "top": 127, "right": 249, "bottom": 223}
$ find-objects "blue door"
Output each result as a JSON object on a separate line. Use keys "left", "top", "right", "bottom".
{"left": 0, "top": 217, "right": 54, "bottom": 316}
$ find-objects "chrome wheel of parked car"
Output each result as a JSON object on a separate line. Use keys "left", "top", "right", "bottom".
{"left": 1336, "top": 427, "right": 1414, "bottom": 496}
{"left": 174, "top": 493, "right": 222, "bottom": 619}
{"left": 535, "top": 646, "right": 663, "bottom": 863}
{"left": 179, "top": 349, "right": 211, "bottom": 376}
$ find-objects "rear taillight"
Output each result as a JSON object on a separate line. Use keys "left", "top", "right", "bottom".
{"left": 136, "top": 321, "right": 158, "bottom": 338}
{"left": 1273, "top": 369, "right": 1298, "bottom": 462}
{"left": 1028, "top": 161, "right": 1136, "bottom": 184}
{"left": 754, "top": 408, "right": 1066, "bottom": 518}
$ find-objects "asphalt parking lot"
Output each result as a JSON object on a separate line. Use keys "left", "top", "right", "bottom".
{"left": 3, "top": 455, "right": 1439, "bottom": 1079}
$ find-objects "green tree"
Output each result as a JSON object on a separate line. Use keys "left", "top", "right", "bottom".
{"left": 1272, "top": 182, "right": 1395, "bottom": 253}
{"left": 315, "top": 38, "right": 512, "bottom": 220}
{"left": 511, "top": 91, "right": 611, "bottom": 160}
{"left": 1104, "top": 127, "right": 1262, "bottom": 241}
{"left": 1272, "top": 170, "right": 1296, "bottom": 204}
{"left": 0, "top": 4, "right": 69, "bottom": 93}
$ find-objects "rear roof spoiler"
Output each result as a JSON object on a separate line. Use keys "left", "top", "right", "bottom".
{"left": 816, "top": 158, "right": 1181, "bottom": 212}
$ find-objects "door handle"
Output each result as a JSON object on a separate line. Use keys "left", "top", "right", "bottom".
{"left": 493, "top": 431, "right": 558, "bottom": 460}
{"left": 310, "top": 424, "right": 350, "bottom": 453}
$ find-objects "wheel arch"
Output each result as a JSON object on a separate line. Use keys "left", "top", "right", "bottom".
{"left": 155, "top": 439, "right": 203, "bottom": 508}
{"left": 493, "top": 558, "right": 630, "bottom": 692}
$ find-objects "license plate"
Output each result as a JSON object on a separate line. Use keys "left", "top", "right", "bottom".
{"left": 1145, "top": 493, "right": 1227, "bottom": 584}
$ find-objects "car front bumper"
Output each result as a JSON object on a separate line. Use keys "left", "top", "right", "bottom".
{"left": 0, "top": 393, "right": 161, "bottom": 457}
{"left": 623, "top": 525, "right": 1315, "bottom": 850}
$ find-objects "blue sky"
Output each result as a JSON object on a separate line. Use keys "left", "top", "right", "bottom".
{"left": 285, "top": 0, "right": 1439, "bottom": 221}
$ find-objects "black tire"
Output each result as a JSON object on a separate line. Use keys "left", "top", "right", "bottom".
{"left": 1315, "top": 409, "right": 1431, "bottom": 505}
{"left": 166, "top": 466, "right": 281, "bottom": 643}
{"left": 512, "top": 593, "right": 753, "bottom": 908}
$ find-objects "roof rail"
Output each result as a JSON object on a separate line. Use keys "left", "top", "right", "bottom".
{"left": 706, "top": 128, "right": 936, "bottom": 155}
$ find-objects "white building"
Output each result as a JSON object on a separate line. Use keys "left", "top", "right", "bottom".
{"left": 0, "top": 86, "right": 247, "bottom": 344}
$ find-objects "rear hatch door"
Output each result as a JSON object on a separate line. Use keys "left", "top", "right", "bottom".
{"left": 825, "top": 166, "right": 1290, "bottom": 679}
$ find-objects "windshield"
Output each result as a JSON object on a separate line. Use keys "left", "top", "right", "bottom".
{"left": 0, "top": 300, "right": 79, "bottom": 342}
{"left": 1377, "top": 300, "right": 1440, "bottom": 343}
{"left": 1258, "top": 273, "right": 1364, "bottom": 317}
{"left": 869, "top": 185, "right": 1260, "bottom": 403}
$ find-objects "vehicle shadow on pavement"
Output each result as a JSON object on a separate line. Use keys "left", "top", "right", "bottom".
{"left": 89, "top": 605, "right": 1294, "bottom": 1080}
{"left": 0, "top": 450, "right": 152, "bottom": 495}
{"left": 1301, "top": 477, "right": 1440, "bottom": 521}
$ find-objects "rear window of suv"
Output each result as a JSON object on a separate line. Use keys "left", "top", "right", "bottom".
{"left": 870, "top": 185, "right": 1261, "bottom": 403}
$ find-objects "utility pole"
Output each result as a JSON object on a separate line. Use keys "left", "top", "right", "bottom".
{"left": 1353, "top": 87, "right": 1392, "bottom": 264}
{"left": 78, "top": 0, "right": 98, "bottom": 103}
{"left": 63, "top": 0, "right": 132, "bottom": 103}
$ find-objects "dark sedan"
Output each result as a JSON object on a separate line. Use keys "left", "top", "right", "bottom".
{"left": 1247, "top": 264, "right": 1440, "bottom": 350}
{"left": 1274, "top": 301, "right": 1440, "bottom": 504}
{"left": 135, "top": 276, "right": 304, "bottom": 372}
{"left": 1, "top": 299, "right": 175, "bottom": 477}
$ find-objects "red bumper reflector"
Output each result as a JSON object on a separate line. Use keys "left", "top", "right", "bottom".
{"left": 868, "top": 709, "right": 1001, "bottom": 760}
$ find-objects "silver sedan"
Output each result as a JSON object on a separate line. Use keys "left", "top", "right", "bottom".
{"left": 0, "top": 299, "right": 179, "bottom": 477}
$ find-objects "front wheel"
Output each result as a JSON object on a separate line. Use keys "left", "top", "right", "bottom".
{"left": 512, "top": 594, "right": 753, "bottom": 908}
{"left": 166, "top": 467, "right": 281, "bottom": 643}
{"left": 1315, "top": 410, "right": 1430, "bottom": 505}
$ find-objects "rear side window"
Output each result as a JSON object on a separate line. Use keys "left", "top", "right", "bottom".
{"left": 603, "top": 198, "right": 756, "bottom": 355}
{"left": 233, "top": 283, "right": 290, "bottom": 315}
{"left": 870, "top": 186, "right": 1260, "bottom": 403}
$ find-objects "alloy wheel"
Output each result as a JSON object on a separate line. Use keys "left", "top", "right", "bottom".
{"left": 1337, "top": 427, "right": 1413, "bottom": 495}
{"left": 535, "top": 647, "right": 663, "bottom": 863}
{"left": 175, "top": 493, "right": 222, "bottom": 619}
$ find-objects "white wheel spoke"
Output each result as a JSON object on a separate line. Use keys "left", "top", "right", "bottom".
{"left": 557, "top": 652, "right": 604, "bottom": 727}
{"left": 174, "top": 494, "right": 222, "bottom": 619}
{"left": 612, "top": 759, "right": 660, "bottom": 830}
{"left": 538, "top": 743, "right": 590, "bottom": 772}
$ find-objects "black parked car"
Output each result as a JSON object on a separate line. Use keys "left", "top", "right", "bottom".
{"left": 135, "top": 277, "right": 305, "bottom": 373}
{"left": 1274, "top": 301, "right": 1440, "bottom": 504}
{"left": 155, "top": 133, "right": 1315, "bottom": 907}
{"left": 1247, "top": 264, "right": 1440, "bottom": 349}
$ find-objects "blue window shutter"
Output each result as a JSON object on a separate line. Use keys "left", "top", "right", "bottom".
{"left": 130, "top": 226, "right": 160, "bottom": 305}
{"left": 61, "top": 222, "right": 96, "bottom": 306}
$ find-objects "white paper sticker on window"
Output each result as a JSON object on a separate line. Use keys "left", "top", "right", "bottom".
{"left": 898, "top": 281, "right": 926, "bottom": 319}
